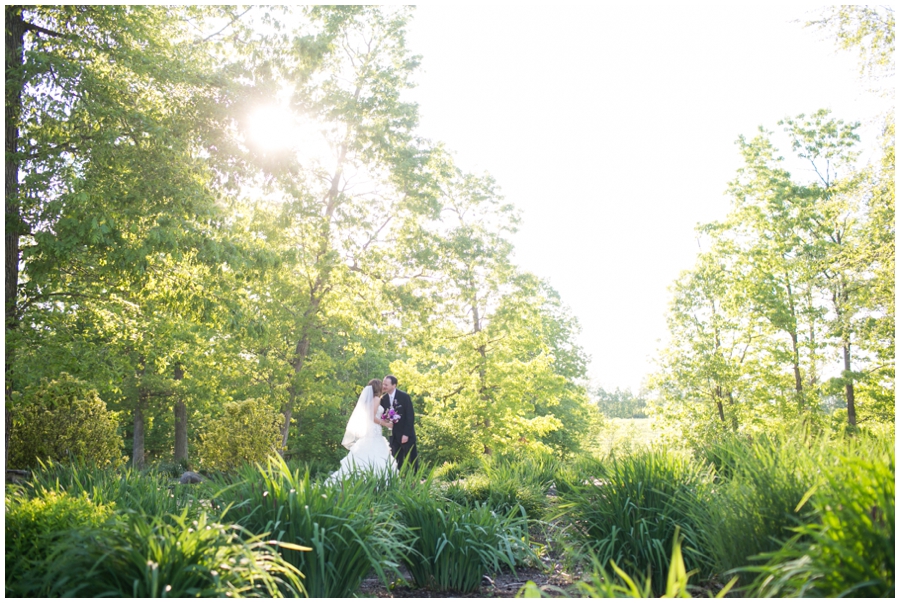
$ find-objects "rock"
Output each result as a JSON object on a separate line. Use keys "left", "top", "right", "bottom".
{"left": 179, "top": 471, "right": 204, "bottom": 484}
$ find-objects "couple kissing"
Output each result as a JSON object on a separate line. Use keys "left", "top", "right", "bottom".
{"left": 328, "top": 375, "right": 418, "bottom": 483}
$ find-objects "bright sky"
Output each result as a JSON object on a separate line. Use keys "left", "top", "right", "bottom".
{"left": 402, "top": 5, "right": 890, "bottom": 392}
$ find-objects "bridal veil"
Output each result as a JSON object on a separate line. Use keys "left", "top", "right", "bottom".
{"left": 341, "top": 385, "right": 375, "bottom": 449}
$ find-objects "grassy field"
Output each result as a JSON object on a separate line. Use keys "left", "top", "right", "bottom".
{"left": 595, "top": 418, "right": 660, "bottom": 457}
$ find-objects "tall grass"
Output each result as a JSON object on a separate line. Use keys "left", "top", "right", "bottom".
{"left": 441, "top": 451, "right": 557, "bottom": 519}
{"left": 219, "top": 455, "right": 410, "bottom": 598}
{"left": 746, "top": 442, "right": 894, "bottom": 597}
{"left": 555, "top": 448, "right": 714, "bottom": 595}
{"left": 26, "top": 459, "right": 199, "bottom": 520}
{"left": 38, "top": 509, "right": 305, "bottom": 597}
{"left": 391, "top": 472, "right": 536, "bottom": 593}
{"left": 691, "top": 431, "right": 838, "bottom": 581}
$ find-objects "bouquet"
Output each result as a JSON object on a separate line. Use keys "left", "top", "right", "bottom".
{"left": 381, "top": 407, "right": 401, "bottom": 425}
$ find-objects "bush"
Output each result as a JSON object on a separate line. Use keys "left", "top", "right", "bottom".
{"left": 5, "top": 488, "right": 114, "bottom": 597}
{"left": 26, "top": 459, "right": 199, "bottom": 520}
{"left": 555, "top": 448, "right": 713, "bottom": 595}
{"left": 40, "top": 510, "right": 305, "bottom": 597}
{"left": 432, "top": 458, "right": 481, "bottom": 483}
{"left": 443, "top": 471, "right": 547, "bottom": 520}
{"left": 8, "top": 373, "right": 123, "bottom": 469}
{"left": 392, "top": 474, "right": 536, "bottom": 593}
{"left": 196, "top": 398, "right": 283, "bottom": 471}
{"left": 691, "top": 432, "right": 828, "bottom": 579}
{"left": 747, "top": 446, "right": 894, "bottom": 597}
{"left": 219, "top": 455, "right": 409, "bottom": 598}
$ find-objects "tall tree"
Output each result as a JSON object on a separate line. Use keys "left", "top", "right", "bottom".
{"left": 6, "top": 6, "right": 248, "bottom": 466}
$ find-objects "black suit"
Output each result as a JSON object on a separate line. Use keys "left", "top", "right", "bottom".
{"left": 380, "top": 388, "right": 418, "bottom": 471}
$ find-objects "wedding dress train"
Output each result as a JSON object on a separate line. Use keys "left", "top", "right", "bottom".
{"left": 328, "top": 385, "right": 396, "bottom": 482}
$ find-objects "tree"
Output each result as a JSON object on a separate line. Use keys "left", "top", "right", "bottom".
{"left": 228, "top": 6, "right": 438, "bottom": 454}
{"left": 6, "top": 6, "right": 252, "bottom": 467}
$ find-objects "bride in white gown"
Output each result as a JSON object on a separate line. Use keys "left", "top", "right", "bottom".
{"left": 328, "top": 379, "right": 396, "bottom": 482}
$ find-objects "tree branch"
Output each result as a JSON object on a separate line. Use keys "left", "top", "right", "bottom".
{"left": 197, "top": 6, "right": 254, "bottom": 44}
{"left": 23, "top": 21, "right": 65, "bottom": 38}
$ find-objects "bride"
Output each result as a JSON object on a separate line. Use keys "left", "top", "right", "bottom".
{"left": 328, "top": 379, "right": 396, "bottom": 482}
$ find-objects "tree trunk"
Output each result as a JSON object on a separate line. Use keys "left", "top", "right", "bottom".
{"left": 5, "top": 7, "right": 26, "bottom": 470}
{"left": 133, "top": 403, "right": 145, "bottom": 470}
{"left": 5, "top": 7, "right": 24, "bottom": 332}
{"left": 844, "top": 342, "right": 856, "bottom": 427}
{"left": 714, "top": 386, "right": 726, "bottom": 422}
{"left": 173, "top": 363, "right": 187, "bottom": 465}
{"left": 791, "top": 331, "right": 804, "bottom": 407}
{"left": 282, "top": 334, "right": 311, "bottom": 453}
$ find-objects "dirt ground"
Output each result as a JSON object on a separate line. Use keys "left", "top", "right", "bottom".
{"left": 356, "top": 561, "right": 578, "bottom": 598}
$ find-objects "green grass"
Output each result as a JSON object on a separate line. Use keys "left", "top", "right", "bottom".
{"left": 39, "top": 510, "right": 305, "bottom": 597}
{"left": 390, "top": 472, "right": 536, "bottom": 593}
{"left": 594, "top": 418, "right": 659, "bottom": 457}
{"left": 745, "top": 441, "right": 894, "bottom": 597}
{"left": 217, "top": 455, "right": 410, "bottom": 598}
{"left": 554, "top": 448, "right": 714, "bottom": 595}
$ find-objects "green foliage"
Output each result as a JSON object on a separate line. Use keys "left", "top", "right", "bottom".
{"left": 40, "top": 510, "right": 305, "bottom": 597}
{"left": 26, "top": 459, "right": 197, "bottom": 520}
{"left": 391, "top": 475, "right": 536, "bottom": 593}
{"left": 595, "top": 387, "right": 648, "bottom": 419}
{"left": 432, "top": 458, "right": 483, "bottom": 483}
{"left": 520, "top": 529, "right": 736, "bottom": 599}
{"left": 807, "top": 6, "right": 895, "bottom": 79}
{"left": 5, "top": 488, "right": 114, "bottom": 597}
{"left": 747, "top": 443, "right": 894, "bottom": 597}
{"left": 196, "top": 399, "right": 283, "bottom": 472}
{"left": 691, "top": 431, "right": 831, "bottom": 578}
{"left": 219, "top": 455, "right": 409, "bottom": 598}
{"left": 442, "top": 452, "right": 557, "bottom": 519}
{"left": 8, "top": 373, "right": 123, "bottom": 469}
{"left": 555, "top": 449, "right": 713, "bottom": 595}
{"left": 652, "top": 107, "right": 894, "bottom": 437}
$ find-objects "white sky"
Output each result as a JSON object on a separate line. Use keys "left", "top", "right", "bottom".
{"left": 402, "top": 5, "right": 890, "bottom": 392}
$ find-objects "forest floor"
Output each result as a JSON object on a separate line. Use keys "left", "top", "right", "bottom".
{"left": 357, "top": 419, "right": 668, "bottom": 598}
{"left": 356, "top": 559, "right": 577, "bottom": 598}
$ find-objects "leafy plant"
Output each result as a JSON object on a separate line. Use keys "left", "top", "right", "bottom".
{"left": 392, "top": 474, "right": 536, "bottom": 593}
{"left": 5, "top": 488, "right": 115, "bottom": 597}
{"left": 197, "top": 398, "right": 284, "bottom": 472}
{"left": 555, "top": 448, "right": 713, "bottom": 595}
{"left": 26, "top": 459, "right": 200, "bottom": 520}
{"left": 746, "top": 447, "right": 894, "bottom": 597}
{"left": 40, "top": 509, "right": 306, "bottom": 597}
{"left": 8, "top": 373, "right": 123, "bottom": 469}
{"left": 219, "top": 455, "right": 409, "bottom": 598}
{"left": 518, "top": 528, "right": 737, "bottom": 598}
{"left": 441, "top": 452, "right": 557, "bottom": 519}
{"left": 690, "top": 431, "right": 827, "bottom": 578}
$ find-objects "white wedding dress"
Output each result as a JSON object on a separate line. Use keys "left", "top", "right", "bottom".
{"left": 328, "top": 385, "right": 396, "bottom": 483}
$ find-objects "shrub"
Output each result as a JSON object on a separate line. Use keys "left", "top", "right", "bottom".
{"left": 521, "top": 528, "right": 736, "bottom": 599}
{"left": 40, "top": 510, "right": 305, "bottom": 597}
{"left": 26, "top": 459, "right": 199, "bottom": 520}
{"left": 555, "top": 448, "right": 713, "bottom": 595}
{"left": 691, "top": 431, "right": 828, "bottom": 579}
{"left": 443, "top": 471, "right": 547, "bottom": 520}
{"left": 196, "top": 398, "right": 283, "bottom": 471}
{"left": 5, "top": 488, "right": 114, "bottom": 597}
{"left": 747, "top": 447, "right": 894, "bottom": 597}
{"left": 392, "top": 475, "right": 536, "bottom": 593}
{"left": 441, "top": 452, "right": 557, "bottom": 519}
{"left": 8, "top": 373, "right": 123, "bottom": 469}
{"left": 219, "top": 455, "right": 409, "bottom": 598}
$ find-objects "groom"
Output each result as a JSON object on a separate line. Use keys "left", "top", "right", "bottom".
{"left": 380, "top": 375, "right": 418, "bottom": 471}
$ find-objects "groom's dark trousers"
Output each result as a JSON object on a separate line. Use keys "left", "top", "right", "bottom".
{"left": 381, "top": 388, "right": 419, "bottom": 472}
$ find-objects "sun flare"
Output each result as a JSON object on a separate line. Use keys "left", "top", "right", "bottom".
{"left": 246, "top": 105, "right": 298, "bottom": 152}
